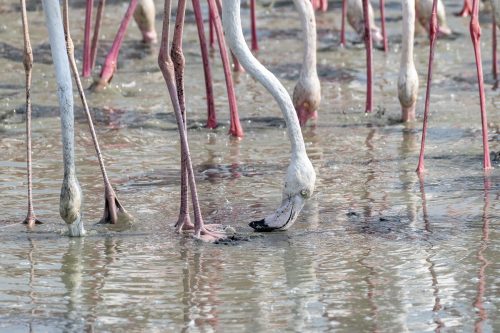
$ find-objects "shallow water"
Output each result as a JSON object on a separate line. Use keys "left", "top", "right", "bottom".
{"left": 0, "top": 0, "right": 499, "bottom": 331}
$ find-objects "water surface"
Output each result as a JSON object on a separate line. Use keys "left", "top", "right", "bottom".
{"left": 0, "top": 0, "right": 499, "bottom": 332}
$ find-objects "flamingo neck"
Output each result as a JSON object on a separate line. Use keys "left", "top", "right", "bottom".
{"left": 222, "top": 0, "right": 307, "bottom": 159}
{"left": 294, "top": 0, "right": 317, "bottom": 82}
{"left": 43, "top": 0, "right": 76, "bottom": 178}
{"left": 401, "top": 0, "right": 415, "bottom": 69}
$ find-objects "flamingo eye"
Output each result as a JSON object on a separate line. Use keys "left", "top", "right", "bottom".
{"left": 300, "top": 190, "right": 308, "bottom": 198}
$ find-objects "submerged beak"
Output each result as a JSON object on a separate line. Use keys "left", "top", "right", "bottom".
{"left": 296, "top": 104, "right": 318, "bottom": 127}
{"left": 249, "top": 194, "right": 306, "bottom": 232}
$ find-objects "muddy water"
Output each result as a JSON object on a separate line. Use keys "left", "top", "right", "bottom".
{"left": 0, "top": 0, "right": 499, "bottom": 331}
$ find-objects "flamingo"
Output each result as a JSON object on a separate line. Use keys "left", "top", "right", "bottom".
{"left": 398, "top": 0, "right": 419, "bottom": 122}
{"left": 222, "top": 0, "right": 317, "bottom": 231}
{"left": 293, "top": 0, "right": 321, "bottom": 126}
{"left": 20, "top": 0, "right": 130, "bottom": 235}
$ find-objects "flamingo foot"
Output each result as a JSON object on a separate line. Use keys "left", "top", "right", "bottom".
{"left": 99, "top": 192, "right": 134, "bottom": 225}
{"left": 401, "top": 104, "right": 416, "bottom": 122}
{"left": 90, "top": 75, "right": 113, "bottom": 91}
{"left": 22, "top": 215, "right": 42, "bottom": 227}
{"left": 176, "top": 214, "right": 194, "bottom": 232}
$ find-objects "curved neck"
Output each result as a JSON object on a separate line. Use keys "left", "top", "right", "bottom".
{"left": 401, "top": 0, "right": 415, "bottom": 68}
{"left": 222, "top": 0, "right": 306, "bottom": 158}
{"left": 43, "top": 0, "right": 76, "bottom": 177}
{"left": 294, "top": 0, "right": 317, "bottom": 80}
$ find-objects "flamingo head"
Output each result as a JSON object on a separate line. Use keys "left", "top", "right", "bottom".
{"left": 249, "top": 155, "right": 316, "bottom": 231}
{"left": 293, "top": 77, "right": 321, "bottom": 127}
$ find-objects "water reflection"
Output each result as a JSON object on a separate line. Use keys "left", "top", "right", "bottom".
{"left": 179, "top": 239, "right": 222, "bottom": 332}
{"left": 473, "top": 177, "right": 491, "bottom": 333}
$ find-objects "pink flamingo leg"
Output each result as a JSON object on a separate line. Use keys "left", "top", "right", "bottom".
{"left": 171, "top": 0, "right": 194, "bottom": 230}
{"left": 214, "top": 0, "right": 243, "bottom": 72}
{"left": 362, "top": 0, "right": 373, "bottom": 113}
{"left": 158, "top": 0, "right": 224, "bottom": 241}
{"left": 340, "top": 0, "right": 347, "bottom": 47}
{"left": 209, "top": 9, "right": 216, "bottom": 49}
{"left": 416, "top": 0, "right": 439, "bottom": 174}
{"left": 208, "top": 0, "right": 244, "bottom": 138}
{"left": 379, "top": 0, "right": 388, "bottom": 52}
{"left": 94, "top": 0, "right": 138, "bottom": 90}
{"left": 192, "top": 0, "right": 217, "bottom": 129}
{"left": 469, "top": 0, "right": 492, "bottom": 170}
{"left": 311, "top": 0, "right": 320, "bottom": 10}
{"left": 250, "top": 0, "right": 259, "bottom": 51}
{"left": 90, "top": 0, "right": 105, "bottom": 71}
{"left": 83, "top": 0, "right": 93, "bottom": 77}
{"left": 493, "top": 15, "right": 498, "bottom": 89}
{"left": 20, "top": 0, "right": 41, "bottom": 226}
{"left": 455, "top": 0, "right": 472, "bottom": 17}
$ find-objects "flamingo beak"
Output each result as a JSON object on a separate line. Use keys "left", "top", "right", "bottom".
{"left": 296, "top": 103, "right": 317, "bottom": 127}
{"left": 249, "top": 194, "right": 305, "bottom": 231}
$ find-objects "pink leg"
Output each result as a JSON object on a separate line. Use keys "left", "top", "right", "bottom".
{"left": 493, "top": 15, "right": 498, "bottom": 89}
{"left": 171, "top": 0, "right": 193, "bottom": 230}
{"left": 311, "top": 0, "right": 320, "bottom": 10}
{"left": 455, "top": 0, "right": 472, "bottom": 17}
{"left": 20, "top": 0, "right": 41, "bottom": 227}
{"left": 158, "top": 0, "right": 224, "bottom": 241}
{"left": 379, "top": 0, "right": 388, "bottom": 52}
{"left": 90, "top": 0, "right": 105, "bottom": 71}
{"left": 362, "top": 0, "right": 373, "bottom": 113}
{"left": 83, "top": 0, "right": 93, "bottom": 78}
{"left": 62, "top": 0, "right": 132, "bottom": 224}
{"left": 320, "top": 0, "right": 328, "bottom": 11}
{"left": 214, "top": 0, "right": 243, "bottom": 72}
{"left": 192, "top": 0, "right": 217, "bottom": 129}
{"left": 416, "top": 0, "right": 439, "bottom": 174}
{"left": 94, "top": 0, "right": 139, "bottom": 90}
{"left": 209, "top": 9, "right": 215, "bottom": 49}
{"left": 469, "top": 0, "right": 492, "bottom": 170}
{"left": 340, "top": 0, "right": 346, "bottom": 47}
{"left": 250, "top": 0, "right": 259, "bottom": 51}
{"left": 208, "top": 0, "right": 244, "bottom": 138}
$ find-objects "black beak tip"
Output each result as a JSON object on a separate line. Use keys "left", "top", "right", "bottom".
{"left": 249, "top": 219, "right": 278, "bottom": 232}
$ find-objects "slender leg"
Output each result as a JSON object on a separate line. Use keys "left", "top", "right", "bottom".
{"left": 455, "top": 0, "right": 472, "bottom": 17}
{"left": 416, "top": 0, "right": 439, "bottom": 174}
{"left": 90, "top": 0, "right": 105, "bottom": 71}
{"left": 20, "top": 0, "right": 41, "bottom": 227}
{"left": 209, "top": 9, "right": 215, "bottom": 49}
{"left": 62, "top": 0, "right": 132, "bottom": 225}
{"left": 362, "top": 0, "right": 373, "bottom": 113}
{"left": 469, "top": 0, "right": 492, "bottom": 170}
{"left": 379, "top": 0, "right": 388, "bottom": 52}
{"left": 340, "top": 0, "right": 346, "bottom": 47}
{"left": 312, "top": 0, "right": 320, "bottom": 10}
{"left": 83, "top": 0, "right": 93, "bottom": 77}
{"left": 493, "top": 15, "right": 498, "bottom": 89}
{"left": 170, "top": 0, "right": 193, "bottom": 231}
{"left": 94, "top": 0, "right": 139, "bottom": 90}
{"left": 214, "top": 0, "right": 243, "bottom": 72}
{"left": 250, "top": 0, "right": 258, "bottom": 51}
{"left": 42, "top": 0, "right": 84, "bottom": 236}
{"left": 208, "top": 0, "right": 244, "bottom": 138}
{"left": 192, "top": 0, "right": 217, "bottom": 129}
{"left": 158, "top": 0, "right": 225, "bottom": 241}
